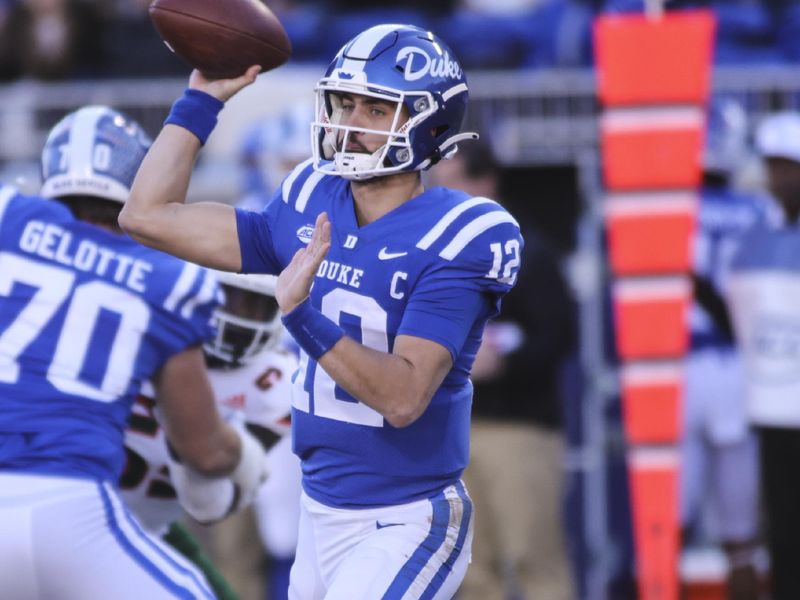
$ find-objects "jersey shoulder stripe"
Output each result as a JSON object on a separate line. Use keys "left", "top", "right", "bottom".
{"left": 439, "top": 210, "right": 519, "bottom": 260}
{"left": 179, "top": 268, "right": 220, "bottom": 319}
{"left": 281, "top": 158, "right": 314, "bottom": 205}
{"left": 415, "top": 194, "right": 519, "bottom": 261}
{"left": 163, "top": 262, "right": 201, "bottom": 312}
{"left": 295, "top": 171, "right": 327, "bottom": 213}
{"left": 162, "top": 262, "right": 219, "bottom": 321}
{"left": 416, "top": 196, "right": 499, "bottom": 251}
{"left": 0, "top": 184, "right": 17, "bottom": 226}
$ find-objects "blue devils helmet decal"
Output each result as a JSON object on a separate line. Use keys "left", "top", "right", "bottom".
{"left": 312, "top": 24, "right": 478, "bottom": 180}
{"left": 41, "top": 106, "right": 152, "bottom": 203}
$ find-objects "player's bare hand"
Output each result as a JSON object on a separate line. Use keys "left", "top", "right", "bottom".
{"left": 189, "top": 65, "right": 261, "bottom": 102}
{"left": 277, "top": 212, "right": 331, "bottom": 314}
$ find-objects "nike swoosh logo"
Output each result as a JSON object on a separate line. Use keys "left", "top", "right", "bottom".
{"left": 376, "top": 521, "right": 404, "bottom": 529}
{"left": 378, "top": 248, "right": 408, "bottom": 260}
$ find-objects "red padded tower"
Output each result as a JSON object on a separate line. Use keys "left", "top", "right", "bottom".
{"left": 594, "top": 9, "right": 716, "bottom": 600}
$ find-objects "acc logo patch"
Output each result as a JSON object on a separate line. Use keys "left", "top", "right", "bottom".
{"left": 296, "top": 225, "right": 314, "bottom": 244}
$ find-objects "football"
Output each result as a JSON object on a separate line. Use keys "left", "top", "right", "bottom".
{"left": 149, "top": 0, "right": 292, "bottom": 79}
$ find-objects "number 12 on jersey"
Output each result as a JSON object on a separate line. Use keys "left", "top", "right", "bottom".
{"left": 291, "top": 288, "right": 385, "bottom": 427}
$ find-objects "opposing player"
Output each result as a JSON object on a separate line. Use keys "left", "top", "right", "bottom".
{"left": 0, "top": 106, "right": 267, "bottom": 599}
{"left": 122, "top": 270, "right": 297, "bottom": 598}
{"left": 120, "top": 24, "right": 524, "bottom": 598}
{"left": 233, "top": 107, "right": 314, "bottom": 600}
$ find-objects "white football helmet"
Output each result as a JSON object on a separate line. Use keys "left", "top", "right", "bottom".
{"left": 204, "top": 271, "right": 282, "bottom": 367}
{"left": 41, "top": 106, "right": 151, "bottom": 203}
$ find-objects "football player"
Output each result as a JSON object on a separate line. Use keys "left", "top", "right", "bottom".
{"left": 0, "top": 106, "right": 268, "bottom": 599}
{"left": 121, "top": 271, "right": 297, "bottom": 600}
{"left": 681, "top": 98, "right": 767, "bottom": 600}
{"left": 121, "top": 24, "right": 523, "bottom": 599}
{"left": 234, "top": 107, "right": 314, "bottom": 600}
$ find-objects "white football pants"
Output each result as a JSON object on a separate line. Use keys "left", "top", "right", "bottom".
{"left": 289, "top": 481, "right": 474, "bottom": 600}
{"left": 0, "top": 473, "right": 217, "bottom": 599}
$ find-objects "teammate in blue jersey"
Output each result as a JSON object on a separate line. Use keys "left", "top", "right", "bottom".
{"left": 120, "top": 24, "right": 524, "bottom": 599}
{"left": 0, "top": 106, "right": 268, "bottom": 599}
{"left": 681, "top": 99, "right": 768, "bottom": 600}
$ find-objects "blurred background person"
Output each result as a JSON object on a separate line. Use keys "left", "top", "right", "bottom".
{"left": 101, "top": 0, "right": 189, "bottom": 78}
{"left": 427, "top": 140, "right": 577, "bottom": 600}
{"left": 0, "top": 0, "right": 104, "bottom": 81}
{"left": 681, "top": 98, "right": 768, "bottom": 600}
{"left": 728, "top": 111, "right": 800, "bottom": 600}
{"left": 236, "top": 103, "right": 315, "bottom": 212}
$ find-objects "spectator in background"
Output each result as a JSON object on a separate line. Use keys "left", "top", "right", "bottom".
{"left": 682, "top": 98, "right": 767, "bottom": 600}
{"left": 427, "top": 140, "right": 577, "bottom": 600}
{"left": 728, "top": 111, "right": 800, "bottom": 600}
{"left": 101, "top": 0, "right": 188, "bottom": 77}
{"left": 0, "top": 0, "right": 104, "bottom": 81}
{"left": 237, "top": 104, "right": 316, "bottom": 211}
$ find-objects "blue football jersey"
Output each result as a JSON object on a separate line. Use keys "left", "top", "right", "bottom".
{"left": 236, "top": 160, "right": 523, "bottom": 508}
{"left": 0, "top": 185, "right": 219, "bottom": 482}
{"left": 690, "top": 186, "right": 767, "bottom": 345}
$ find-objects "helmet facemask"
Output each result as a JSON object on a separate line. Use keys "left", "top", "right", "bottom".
{"left": 312, "top": 79, "right": 437, "bottom": 181}
{"left": 204, "top": 276, "right": 282, "bottom": 368}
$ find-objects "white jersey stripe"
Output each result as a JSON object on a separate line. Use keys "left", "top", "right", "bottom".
{"left": 180, "top": 268, "right": 217, "bottom": 319}
{"left": 282, "top": 158, "right": 314, "bottom": 203}
{"left": 0, "top": 185, "right": 16, "bottom": 228}
{"left": 100, "top": 482, "right": 216, "bottom": 599}
{"left": 416, "top": 197, "right": 498, "bottom": 250}
{"left": 439, "top": 211, "right": 519, "bottom": 260}
{"left": 70, "top": 107, "right": 106, "bottom": 180}
{"left": 340, "top": 24, "right": 400, "bottom": 73}
{"left": 295, "top": 171, "right": 326, "bottom": 213}
{"left": 163, "top": 263, "right": 200, "bottom": 311}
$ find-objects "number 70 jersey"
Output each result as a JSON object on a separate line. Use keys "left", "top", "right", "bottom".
{"left": 236, "top": 162, "right": 524, "bottom": 508}
{"left": 0, "top": 186, "right": 219, "bottom": 482}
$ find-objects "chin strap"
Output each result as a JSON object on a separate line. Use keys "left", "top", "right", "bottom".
{"left": 417, "top": 132, "right": 480, "bottom": 170}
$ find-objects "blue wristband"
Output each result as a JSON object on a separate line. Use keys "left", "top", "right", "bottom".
{"left": 164, "top": 89, "right": 224, "bottom": 145}
{"left": 281, "top": 298, "right": 345, "bottom": 360}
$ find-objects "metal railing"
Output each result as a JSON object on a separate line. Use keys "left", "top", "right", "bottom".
{"left": 4, "top": 65, "right": 800, "bottom": 171}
